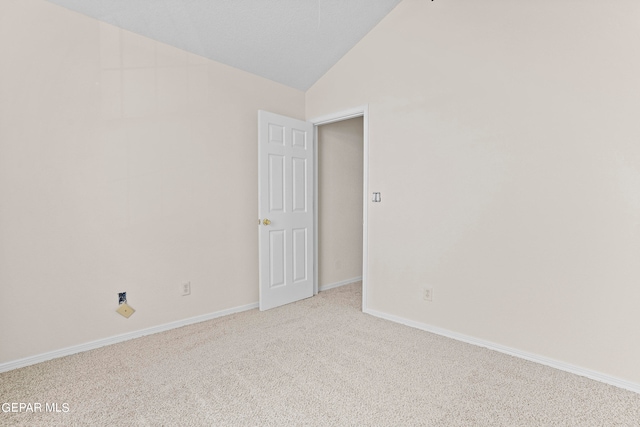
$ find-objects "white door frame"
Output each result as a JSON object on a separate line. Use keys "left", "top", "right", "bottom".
{"left": 310, "top": 105, "right": 369, "bottom": 312}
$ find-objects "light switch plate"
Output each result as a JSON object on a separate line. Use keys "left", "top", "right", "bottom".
{"left": 116, "top": 302, "right": 135, "bottom": 318}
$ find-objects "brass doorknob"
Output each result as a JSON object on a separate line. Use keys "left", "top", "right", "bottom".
{"left": 262, "top": 219, "right": 271, "bottom": 226}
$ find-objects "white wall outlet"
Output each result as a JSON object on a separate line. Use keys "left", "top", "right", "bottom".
{"left": 181, "top": 282, "right": 191, "bottom": 296}
{"left": 423, "top": 287, "right": 433, "bottom": 302}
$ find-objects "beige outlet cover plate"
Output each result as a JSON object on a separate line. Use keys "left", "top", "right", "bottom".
{"left": 116, "top": 303, "right": 135, "bottom": 318}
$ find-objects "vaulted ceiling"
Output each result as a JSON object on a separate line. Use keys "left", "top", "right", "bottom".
{"left": 46, "top": 0, "right": 403, "bottom": 91}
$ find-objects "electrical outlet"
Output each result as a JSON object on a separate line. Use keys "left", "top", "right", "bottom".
{"left": 423, "top": 287, "right": 433, "bottom": 302}
{"left": 181, "top": 282, "right": 191, "bottom": 296}
{"left": 118, "top": 292, "right": 127, "bottom": 305}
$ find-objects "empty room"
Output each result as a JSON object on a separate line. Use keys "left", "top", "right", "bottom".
{"left": 1, "top": 0, "right": 639, "bottom": 425}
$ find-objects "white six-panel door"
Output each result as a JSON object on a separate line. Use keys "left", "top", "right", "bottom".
{"left": 258, "top": 111, "right": 314, "bottom": 310}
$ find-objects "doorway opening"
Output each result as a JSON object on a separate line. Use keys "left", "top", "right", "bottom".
{"left": 311, "top": 106, "right": 369, "bottom": 312}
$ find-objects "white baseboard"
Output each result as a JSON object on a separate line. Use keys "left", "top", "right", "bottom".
{"left": 364, "top": 308, "right": 640, "bottom": 395}
{"left": 0, "top": 302, "right": 259, "bottom": 373}
{"left": 319, "top": 276, "right": 362, "bottom": 292}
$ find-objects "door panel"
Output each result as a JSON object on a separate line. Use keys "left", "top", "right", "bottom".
{"left": 292, "top": 228, "right": 307, "bottom": 283}
{"left": 259, "top": 110, "right": 314, "bottom": 310}
{"left": 268, "top": 154, "right": 285, "bottom": 212}
{"left": 269, "top": 230, "right": 285, "bottom": 288}
{"left": 292, "top": 128, "right": 307, "bottom": 148}
{"left": 292, "top": 157, "right": 307, "bottom": 212}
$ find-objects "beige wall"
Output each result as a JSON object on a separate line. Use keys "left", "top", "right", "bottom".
{"left": 307, "top": 0, "right": 640, "bottom": 384}
{"left": 318, "top": 118, "right": 363, "bottom": 287}
{"left": 0, "top": 0, "right": 304, "bottom": 364}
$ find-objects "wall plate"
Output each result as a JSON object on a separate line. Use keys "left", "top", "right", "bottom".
{"left": 116, "top": 303, "right": 135, "bottom": 318}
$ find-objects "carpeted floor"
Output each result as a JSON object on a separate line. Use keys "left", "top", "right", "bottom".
{"left": 1, "top": 282, "right": 639, "bottom": 426}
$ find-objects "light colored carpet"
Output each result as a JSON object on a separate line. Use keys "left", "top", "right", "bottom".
{"left": 1, "top": 282, "right": 639, "bottom": 426}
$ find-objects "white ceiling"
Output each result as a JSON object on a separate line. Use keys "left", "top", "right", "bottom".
{"left": 46, "top": 0, "right": 402, "bottom": 91}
